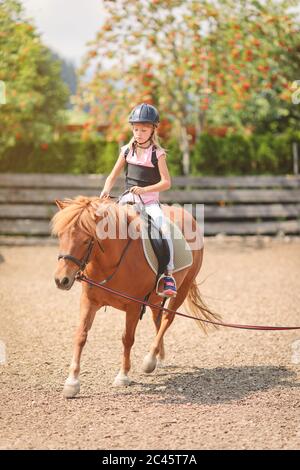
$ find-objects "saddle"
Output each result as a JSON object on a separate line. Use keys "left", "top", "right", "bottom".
{"left": 140, "top": 216, "right": 193, "bottom": 275}
{"left": 116, "top": 190, "right": 168, "bottom": 273}
{"left": 122, "top": 201, "right": 192, "bottom": 287}
{"left": 117, "top": 192, "right": 192, "bottom": 319}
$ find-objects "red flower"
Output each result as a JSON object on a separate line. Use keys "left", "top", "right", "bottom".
{"left": 242, "top": 82, "right": 250, "bottom": 91}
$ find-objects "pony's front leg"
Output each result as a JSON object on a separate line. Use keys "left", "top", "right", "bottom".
{"left": 151, "top": 306, "right": 166, "bottom": 366}
{"left": 63, "top": 297, "right": 99, "bottom": 398}
{"left": 113, "top": 305, "right": 140, "bottom": 387}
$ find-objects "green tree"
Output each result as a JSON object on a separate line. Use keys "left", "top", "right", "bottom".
{"left": 51, "top": 51, "right": 78, "bottom": 106}
{"left": 77, "top": 0, "right": 300, "bottom": 175}
{"left": 0, "top": 0, "right": 69, "bottom": 154}
{"left": 207, "top": 0, "right": 300, "bottom": 135}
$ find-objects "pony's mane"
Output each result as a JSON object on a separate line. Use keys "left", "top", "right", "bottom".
{"left": 50, "top": 195, "right": 128, "bottom": 237}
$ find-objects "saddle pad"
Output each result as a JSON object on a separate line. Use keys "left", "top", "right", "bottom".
{"left": 140, "top": 218, "right": 193, "bottom": 275}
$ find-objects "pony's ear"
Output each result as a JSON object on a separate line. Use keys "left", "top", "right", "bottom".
{"left": 55, "top": 199, "right": 66, "bottom": 210}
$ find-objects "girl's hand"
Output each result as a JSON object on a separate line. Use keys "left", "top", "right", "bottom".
{"left": 100, "top": 190, "right": 110, "bottom": 198}
{"left": 129, "top": 186, "right": 146, "bottom": 195}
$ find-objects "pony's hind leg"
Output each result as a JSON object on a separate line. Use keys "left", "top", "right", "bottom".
{"left": 63, "top": 297, "right": 98, "bottom": 398}
{"left": 113, "top": 305, "right": 140, "bottom": 387}
{"left": 142, "top": 287, "right": 188, "bottom": 374}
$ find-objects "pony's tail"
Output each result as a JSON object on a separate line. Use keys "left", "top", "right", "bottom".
{"left": 185, "top": 279, "right": 222, "bottom": 334}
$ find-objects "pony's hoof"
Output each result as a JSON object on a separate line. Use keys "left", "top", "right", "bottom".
{"left": 156, "top": 358, "right": 165, "bottom": 369}
{"left": 142, "top": 353, "right": 157, "bottom": 374}
{"left": 113, "top": 372, "right": 131, "bottom": 387}
{"left": 63, "top": 378, "right": 80, "bottom": 398}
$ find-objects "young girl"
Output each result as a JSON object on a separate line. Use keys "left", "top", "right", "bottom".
{"left": 100, "top": 103, "right": 177, "bottom": 297}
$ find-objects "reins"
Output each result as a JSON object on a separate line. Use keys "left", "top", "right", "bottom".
{"left": 75, "top": 273, "right": 300, "bottom": 332}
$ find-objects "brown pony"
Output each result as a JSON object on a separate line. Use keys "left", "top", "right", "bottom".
{"left": 51, "top": 195, "right": 220, "bottom": 398}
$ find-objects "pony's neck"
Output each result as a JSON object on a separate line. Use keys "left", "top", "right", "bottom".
{"left": 96, "top": 234, "right": 130, "bottom": 270}
{"left": 87, "top": 202, "right": 137, "bottom": 278}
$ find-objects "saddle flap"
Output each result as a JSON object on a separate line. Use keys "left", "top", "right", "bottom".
{"left": 140, "top": 215, "right": 193, "bottom": 275}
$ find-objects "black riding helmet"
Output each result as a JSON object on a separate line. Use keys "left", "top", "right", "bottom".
{"left": 129, "top": 103, "right": 159, "bottom": 146}
{"left": 128, "top": 103, "right": 160, "bottom": 126}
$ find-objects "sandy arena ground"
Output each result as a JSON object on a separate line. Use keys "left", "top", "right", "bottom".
{"left": 0, "top": 236, "right": 300, "bottom": 450}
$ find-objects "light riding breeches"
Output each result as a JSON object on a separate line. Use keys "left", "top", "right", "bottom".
{"left": 118, "top": 194, "right": 174, "bottom": 272}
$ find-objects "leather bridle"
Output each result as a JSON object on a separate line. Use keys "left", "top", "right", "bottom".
{"left": 57, "top": 191, "right": 137, "bottom": 280}
{"left": 58, "top": 235, "right": 132, "bottom": 285}
{"left": 58, "top": 238, "right": 96, "bottom": 272}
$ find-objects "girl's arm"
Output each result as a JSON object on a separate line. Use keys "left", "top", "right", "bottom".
{"left": 100, "top": 152, "right": 126, "bottom": 197}
{"left": 130, "top": 155, "right": 171, "bottom": 194}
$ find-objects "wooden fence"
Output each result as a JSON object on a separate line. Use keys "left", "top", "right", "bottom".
{"left": 0, "top": 173, "right": 299, "bottom": 241}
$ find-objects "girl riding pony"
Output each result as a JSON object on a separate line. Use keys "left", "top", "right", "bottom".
{"left": 100, "top": 103, "right": 177, "bottom": 297}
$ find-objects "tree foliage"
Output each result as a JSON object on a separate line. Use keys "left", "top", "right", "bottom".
{"left": 77, "top": 0, "right": 300, "bottom": 174}
{"left": 0, "top": 0, "right": 69, "bottom": 152}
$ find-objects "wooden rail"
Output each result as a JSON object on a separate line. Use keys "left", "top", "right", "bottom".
{"left": 0, "top": 173, "right": 299, "bottom": 239}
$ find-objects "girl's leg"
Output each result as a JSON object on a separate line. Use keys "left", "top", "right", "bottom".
{"left": 143, "top": 203, "right": 175, "bottom": 274}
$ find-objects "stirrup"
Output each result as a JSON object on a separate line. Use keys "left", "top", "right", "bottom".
{"left": 156, "top": 273, "right": 167, "bottom": 297}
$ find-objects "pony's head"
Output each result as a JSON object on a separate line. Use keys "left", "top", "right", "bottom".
{"left": 50, "top": 195, "right": 114, "bottom": 290}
